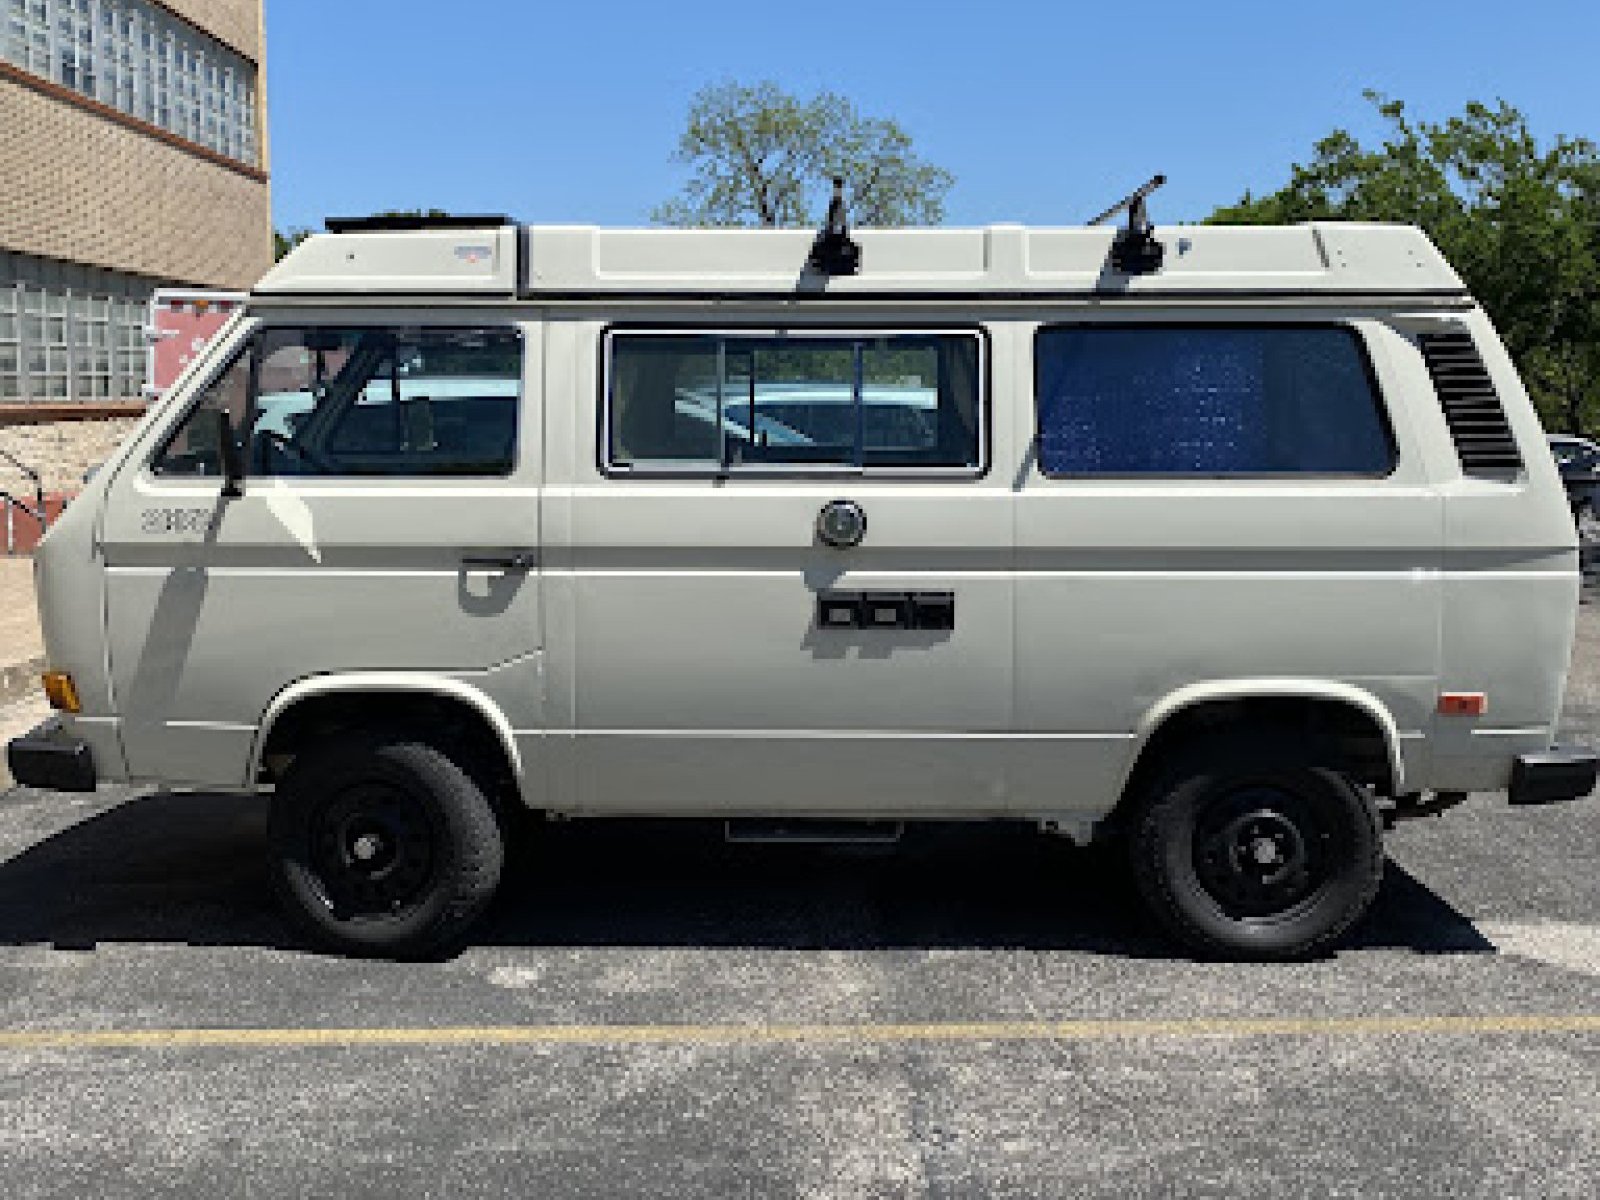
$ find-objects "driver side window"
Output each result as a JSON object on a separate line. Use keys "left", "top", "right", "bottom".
{"left": 148, "top": 342, "right": 251, "bottom": 478}
{"left": 152, "top": 324, "right": 522, "bottom": 479}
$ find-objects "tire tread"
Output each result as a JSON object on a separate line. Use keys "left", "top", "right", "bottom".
{"left": 1128, "top": 734, "right": 1383, "bottom": 961}
{"left": 269, "top": 732, "right": 504, "bottom": 958}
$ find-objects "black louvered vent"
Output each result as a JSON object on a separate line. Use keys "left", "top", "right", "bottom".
{"left": 1417, "top": 330, "right": 1523, "bottom": 476}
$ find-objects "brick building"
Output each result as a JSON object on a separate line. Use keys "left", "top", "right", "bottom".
{"left": 0, "top": 0, "right": 271, "bottom": 411}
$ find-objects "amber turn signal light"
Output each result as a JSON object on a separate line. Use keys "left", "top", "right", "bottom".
{"left": 1437, "top": 692, "right": 1488, "bottom": 717}
{"left": 41, "top": 671, "right": 81, "bottom": 714}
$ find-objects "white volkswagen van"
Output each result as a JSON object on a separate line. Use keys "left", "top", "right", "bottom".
{"left": 9, "top": 209, "right": 1594, "bottom": 960}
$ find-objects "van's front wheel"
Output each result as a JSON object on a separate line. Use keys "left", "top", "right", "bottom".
{"left": 1129, "top": 740, "right": 1383, "bottom": 960}
{"left": 268, "top": 734, "right": 504, "bottom": 958}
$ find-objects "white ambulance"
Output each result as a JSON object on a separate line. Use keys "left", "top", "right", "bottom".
{"left": 9, "top": 201, "right": 1593, "bottom": 960}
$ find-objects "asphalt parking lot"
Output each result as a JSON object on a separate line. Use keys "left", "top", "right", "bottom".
{"left": 1, "top": 600, "right": 1599, "bottom": 1197}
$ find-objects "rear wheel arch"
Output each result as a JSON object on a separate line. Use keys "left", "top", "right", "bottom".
{"left": 1110, "top": 684, "right": 1405, "bottom": 832}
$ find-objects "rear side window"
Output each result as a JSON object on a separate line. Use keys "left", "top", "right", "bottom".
{"left": 1035, "top": 326, "right": 1394, "bottom": 477}
{"left": 606, "top": 331, "right": 983, "bottom": 473}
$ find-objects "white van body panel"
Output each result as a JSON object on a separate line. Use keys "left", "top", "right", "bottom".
{"left": 1427, "top": 309, "right": 1580, "bottom": 790}
{"left": 544, "top": 313, "right": 1016, "bottom": 816}
{"left": 1012, "top": 313, "right": 1443, "bottom": 814}
{"left": 26, "top": 221, "right": 1580, "bottom": 830}
{"left": 255, "top": 228, "right": 518, "bottom": 296}
{"left": 517, "top": 223, "right": 1464, "bottom": 298}
{"left": 93, "top": 308, "right": 545, "bottom": 789}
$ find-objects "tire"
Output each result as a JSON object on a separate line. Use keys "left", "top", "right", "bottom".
{"left": 1128, "top": 736, "right": 1383, "bottom": 960}
{"left": 268, "top": 732, "right": 505, "bottom": 958}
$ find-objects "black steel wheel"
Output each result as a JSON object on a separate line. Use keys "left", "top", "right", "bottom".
{"left": 269, "top": 733, "right": 504, "bottom": 958}
{"left": 306, "top": 781, "right": 438, "bottom": 919}
{"left": 1129, "top": 736, "right": 1383, "bottom": 960}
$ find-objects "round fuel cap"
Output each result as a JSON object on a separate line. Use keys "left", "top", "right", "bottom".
{"left": 816, "top": 500, "right": 868, "bottom": 549}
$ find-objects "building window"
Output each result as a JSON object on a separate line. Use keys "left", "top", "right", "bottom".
{"left": 1, "top": 0, "right": 258, "bottom": 167}
{"left": 0, "top": 249, "right": 155, "bottom": 404}
{"left": 1034, "top": 325, "right": 1396, "bottom": 477}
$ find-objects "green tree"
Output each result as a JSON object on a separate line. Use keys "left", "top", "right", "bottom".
{"left": 1212, "top": 93, "right": 1600, "bottom": 435}
{"left": 273, "top": 227, "right": 312, "bottom": 261}
{"left": 653, "top": 81, "right": 954, "bottom": 228}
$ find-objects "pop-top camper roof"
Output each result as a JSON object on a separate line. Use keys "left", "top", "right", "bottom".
{"left": 254, "top": 218, "right": 1468, "bottom": 302}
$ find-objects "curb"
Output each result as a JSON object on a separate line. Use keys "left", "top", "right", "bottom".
{"left": 0, "top": 656, "right": 45, "bottom": 707}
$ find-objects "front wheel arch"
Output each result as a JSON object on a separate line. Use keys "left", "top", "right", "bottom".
{"left": 251, "top": 676, "right": 524, "bottom": 809}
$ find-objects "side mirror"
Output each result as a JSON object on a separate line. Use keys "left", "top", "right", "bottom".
{"left": 213, "top": 408, "right": 245, "bottom": 498}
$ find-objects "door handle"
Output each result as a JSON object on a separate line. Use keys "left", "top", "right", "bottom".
{"left": 461, "top": 551, "right": 537, "bottom": 571}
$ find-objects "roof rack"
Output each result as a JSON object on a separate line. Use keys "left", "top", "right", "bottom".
{"left": 256, "top": 221, "right": 1469, "bottom": 300}
{"left": 324, "top": 214, "right": 513, "bottom": 234}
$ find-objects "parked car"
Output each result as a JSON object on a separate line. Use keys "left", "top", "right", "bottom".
{"left": 1548, "top": 434, "right": 1600, "bottom": 524}
{"left": 10, "top": 214, "right": 1595, "bottom": 962}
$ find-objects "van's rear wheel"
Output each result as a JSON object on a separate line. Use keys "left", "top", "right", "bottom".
{"left": 269, "top": 733, "right": 504, "bottom": 958}
{"left": 1128, "top": 739, "right": 1383, "bottom": 960}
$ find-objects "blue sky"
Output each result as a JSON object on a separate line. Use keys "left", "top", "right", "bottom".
{"left": 265, "top": 0, "right": 1599, "bottom": 233}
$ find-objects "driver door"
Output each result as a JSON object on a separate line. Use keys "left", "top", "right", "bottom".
{"left": 100, "top": 317, "right": 544, "bottom": 787}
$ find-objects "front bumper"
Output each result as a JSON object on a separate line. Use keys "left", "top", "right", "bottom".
{"left": 1509, "top": 747, "right": 1598, "bottom": 806}
{"left": 6, "top": 717, "right": 97, "bottom": 792}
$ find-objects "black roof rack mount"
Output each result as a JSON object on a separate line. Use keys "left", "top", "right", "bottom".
{"left": 324, "top": 214, "right": 513, "bottom": 234}
{"left": 806, "top": 178, "right": 862, "bottom": 278}
{"left": 1087, "top": 175, "right": 1166, "bottom": 275}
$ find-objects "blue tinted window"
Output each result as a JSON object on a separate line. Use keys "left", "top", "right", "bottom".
{"left": 1036, "top": 326, "right": 1393, "bottom": 476}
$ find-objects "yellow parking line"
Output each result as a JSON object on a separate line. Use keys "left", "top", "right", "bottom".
{"left": 1, "top": 1013, "right": 1599, "bottom": 1051}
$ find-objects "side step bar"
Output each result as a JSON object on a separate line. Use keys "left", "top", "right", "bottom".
{"left": 724, "top": 819, "right": 905, "bottom": 845}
